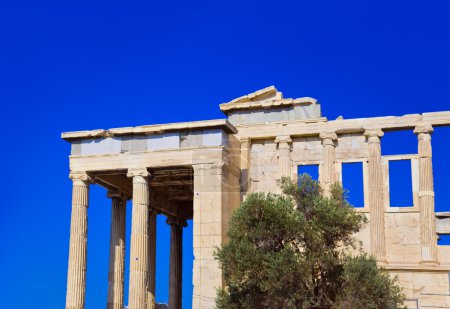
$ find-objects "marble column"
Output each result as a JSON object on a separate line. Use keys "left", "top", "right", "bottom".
{"left": 148, "top": 210, "right": 157, "bottom": 309}
{"left": 127, "top": 168, "right": 151, "bottom": 309}
{"left": 319, "top": 132, "right": 338, "bottom": 196}
{"left": 364, "top": 129, "right": 387, "bottom": 264}
{"left": 167, "top": 217, "right": 187, "bottom": 309}
{"left": 275, "top": 135, "right": 292, "bottom": 178}
{"left": 66, "top": 171, "right": 91, "bottom": 309}
{"left": 414, "top": 124, "right": 439, "bottom": 264}
{"left": 107, "top": 190, "right": 127, "bottom": 309}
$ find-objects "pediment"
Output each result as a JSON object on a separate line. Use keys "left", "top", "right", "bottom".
{"left": 219, "top": 86, "right": 317, "bottom": 113}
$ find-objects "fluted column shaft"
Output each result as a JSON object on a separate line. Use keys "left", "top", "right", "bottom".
{"left": 107, "top": 190, "right": 127, "bottom": 309}
{"left": 275, "top": 135, "right": 292, "bottom": 179}
{"left": 320, "top": 132, "right": 338, "bottom": 196}
{"left": 168, "top": 217, "right": 186, "bottom": 309}
{"left": 147, "top": 211, "right": 157, "bottom": 309}
{"left": 128, "top": 169, "right": 151, "bottom": 309}
{"left": 414, "top": 124, "right": 438, "bottom": 264}
{"left": 66, "top": 172, "right": 91, "bottom": 309}
{"left": 364, "top": 130, "right": 387, "bottom": 264}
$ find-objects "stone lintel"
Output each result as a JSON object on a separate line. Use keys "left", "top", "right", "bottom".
{"left": 436, "top": 212, "right": 450, "bottom": 218}
{"left": 437, "top": 215, "right": 450, "bottom": 235}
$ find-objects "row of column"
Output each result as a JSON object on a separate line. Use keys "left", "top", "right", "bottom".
{"left": 65, "top": 168, "right": 186, "bottom": 309}
{"left": 273, "top": 124, "right": 438, "bottom": 264}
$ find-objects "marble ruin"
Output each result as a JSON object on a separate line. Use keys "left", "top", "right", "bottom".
{"left": 62, "top": 86, "right": 450, "bottom": 309}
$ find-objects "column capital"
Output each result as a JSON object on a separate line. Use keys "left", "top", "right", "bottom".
{"left": 364, "top": 129, "right": 384, "bottom": 143}
{"left": 275, "top": 135, "right": 292, "bottom": 145}
{"left": 364, "top": 129, "right": 384, "bottom": 138}
{"left": 69, "top": 171, "right": 93, "bottom": 183}
{"left": 240, "top": 137, "right": 251, "bottom": 146}
{"left": 107, "top": 189, "right": 127, "bottom": 200}
{"left": 319, "top": 131, "right": 338, "bottom": 146}
{"left": 414, "top": 124, "right": 434, "bottom": 135}
{"left": 166, "top": 216, "right": 188, "bottom": 228}
{"left": 126, "top": 168, "right": 150, "bottom": 178}
{"left": 319, "top": 131, "right": 338, "bottom": 140}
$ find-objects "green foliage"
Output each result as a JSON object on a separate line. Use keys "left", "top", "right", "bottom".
{"left": 336, "top": 255, "right": 406, "bottom": 309}
{"left": 215, "top": 174, "right": 406, "bottom": 309}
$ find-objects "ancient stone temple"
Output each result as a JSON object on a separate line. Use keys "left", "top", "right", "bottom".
{"left": 62, "top": 86, "right": 450, "bottom": 309}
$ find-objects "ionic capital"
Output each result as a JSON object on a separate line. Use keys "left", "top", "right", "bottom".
{"left": 319, "top": 132, "right": 338, "bottom": 146}
{"left": 275, "top": 135, "right": 292, "bottom": 150}
{"left": 166, "top": 216, "right": 188, "bottom": 228}
{"left": 275, "top": 135, "right": 292, "bottom": 145}
{"left": 69, "top": 171, "right": 93, "bottom": 183}
{"left": 364, "top": 129, "right": 384, "bottom": 143}
{"left": 127, "top": 168, "right": 150, "bottom": 178}
{"left": 319, "top": 131, "right": 337, "bottom": 140}
{"left": 107, "top": 189, "right": 127, "bottom": 200}
{"left": 414, "top": 124, "right": 434, "bottom": 135}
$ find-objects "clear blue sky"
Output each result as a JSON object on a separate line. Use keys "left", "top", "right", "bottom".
{"left": 1, "top": 1, "right": 449, "bottom": 308}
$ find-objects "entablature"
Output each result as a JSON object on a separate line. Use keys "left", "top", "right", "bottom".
{"left": 62, "top": 119, "right": 237, "bottom": 157}
{"left": 234, "top": 111, "right": 450, "bottom": 140}
{"left": 68, "top": 146, "right": 227, "bottom": 173}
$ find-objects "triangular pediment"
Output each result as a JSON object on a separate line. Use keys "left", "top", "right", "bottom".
{"left": 220, "top": 86, "right": 317, "bottom": 113}
{"left": 224, "top": 85, "right": 279, "bottom": 104}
